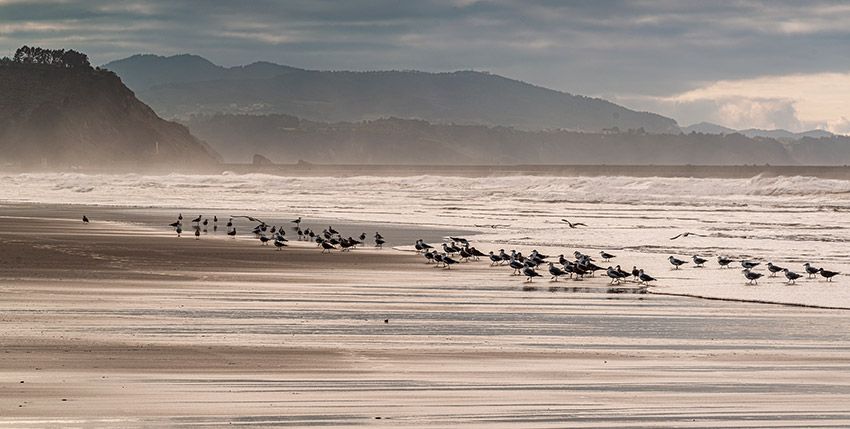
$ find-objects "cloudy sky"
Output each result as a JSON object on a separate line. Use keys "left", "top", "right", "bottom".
{"left": 2, "top": 0, "right": 849, "bottom": 132}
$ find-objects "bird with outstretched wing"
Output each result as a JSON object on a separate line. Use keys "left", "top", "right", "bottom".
{"left": 562, "top": 219, "right": 587, "bottom": 228}
{"left": 669, "top": 232, "right": 707, "bottom": 240}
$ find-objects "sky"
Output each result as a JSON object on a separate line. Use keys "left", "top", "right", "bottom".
{"left": 2, "top": 0, "right": 849, "bottom": 132}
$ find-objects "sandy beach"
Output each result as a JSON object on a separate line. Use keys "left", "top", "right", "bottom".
{"left": 1, "top": 204, "right": 850, "bottom": 427}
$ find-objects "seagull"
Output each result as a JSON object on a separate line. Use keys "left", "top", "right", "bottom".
{"left": 443, "top": 254, "right": 458, "bottom": 269}
{"left": 292, "top": 216, "right": 301, "bottom": 226}
{"left": 692, "top": 255, "right": 707, "bottom": 267}
{"left": 804, "top": 263, "right": 820, "bottom": 279}
{"left": 449, "top": 236, "right": 469, "bottom": 246}
{"left": 638, "top": 269, "right": 656, "bottom": 285}
{"left": 783, "top": 268, "right": 802, "bottom": 284}
{"left": 178, "top": 213, "right": 183, "bottom": 221}
{"left": 375, "top": 237, "right": 385, "bottom": 248}
{"left": 459, "top": 247, "right": 473, "bottom": 262}
{"left": 194, "top": 227, "right": 201, "bottom": 240}
{"left": 766, "top": 262, "right": 785, "bottom": 277}
{"left": 175, "top": 225, "right": 182, "bottom": 238}
{"left": 227, "top": 228, "right": 236, "bottom": 238}
{"left": 191, "top": 215, "right": 202, "bottom": 224}
{"left": 466, "top": 246, "right": 486, "bottom": 261}
{"left": 668, "top": 256, "right": 686, "bottom": 269}
{"left": 226, "top": 218, "right": 233, "bottom": 228}
{"left": 432, "top": 252, "right": 445, "bottom": 267}
{"left": 717, "top": 256, "right": 734, "bottom": 268}
{"left": 562, "top": 219, "right": 587, "bottom": 228}
{"left": 168, "top": 221, "right": 181, "bottom": 228}
{"left": 548, "top": 262, "right": 567, "bottom": 281}
{"left": 669, "top": 232, "right": 706, "bottom": 240}
{"left": 339, "top": 238, "right": 355, "bottom": 252}
{"left": 321, "top": 241, "right": 335, "bottom": 253}
{"left": 274, "top": 239, "right": 287, "bottom": 250}
{"left": 423, "top": 251, "right": 435, "bottom": 264}
{"left": 328, "top": 226, "right": 339, "bottom": 235}
{"left": 740, "top": 260, "right": 760, "bottom": 270}
{"left": 631, "top": 266, "right": 640, "bottom": 281}
{"left": 522, "top": 267, "right": 541, "bottom": 282}
{"left": 232, "top": 215, "right": 264, "bottom": 224}
{"left": 819, "top": 268, "right": 840, "bottom": 282}
{"left": 82, "top": 215, "right": 89, "bottom": 224}
{"left": 259, "top": 235, "right": 271, "bottom": 246}
{"left": 509, "top": 258, "right": 524, "bottom": 275}
{"left": 743, "top": 269, "right": 763, "bottom": 285}
{"left": 498, "top": 249, "right": 510, "bottom": 265}
{"left": 599, "top": 251, "right": 616, "bottom": 262}
{"left": 606, "top": 266, "right": 623, "bottom": 285}
{"left": 443, "top": 243, "right": 461, "bottom": 255}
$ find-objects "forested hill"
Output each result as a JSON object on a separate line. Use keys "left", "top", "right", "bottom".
{"left": 0, "top": 47, "right": 220, "bottom": 170}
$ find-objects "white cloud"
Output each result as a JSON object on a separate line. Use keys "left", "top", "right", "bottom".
{"left": 617, "top": 72, "right": 850, "bottom": 133}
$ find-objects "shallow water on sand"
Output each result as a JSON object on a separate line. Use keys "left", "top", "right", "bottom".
{"left": 3, "top": 172, "right": 850, "bottom": 306}
{"left": 1, "top": 205, "right": 850, "bottom": 427}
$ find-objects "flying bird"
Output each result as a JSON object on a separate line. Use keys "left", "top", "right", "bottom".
{"left": 232, "top": 215, "right": 265, "bottom": 224}
{"left": 561, "top": 219, "right": 587, "bottom": 228}
{"left": 669, "top": 232, "right": 706, "bottom": 240}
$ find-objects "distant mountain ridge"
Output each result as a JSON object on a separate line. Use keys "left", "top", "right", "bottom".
{"left": 103, "top": 54, "right": 681, "bottom": 134}
{"left": 683, "top": 122, "right": 834, "bottom": 140}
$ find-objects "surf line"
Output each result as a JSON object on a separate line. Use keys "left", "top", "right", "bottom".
{"left": 647, "top": 289, "right": 850, "bottom": 311}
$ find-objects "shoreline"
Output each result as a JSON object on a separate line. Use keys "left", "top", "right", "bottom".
{"left": 5, "top": 163, "right": 850, "bottom": 179}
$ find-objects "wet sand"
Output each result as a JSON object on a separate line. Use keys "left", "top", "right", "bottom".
{"left": 2, "top": 205, "right": 850, "bottom": 427}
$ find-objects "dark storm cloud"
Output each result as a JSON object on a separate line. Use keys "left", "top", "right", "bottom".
{"left": 2, "top": 0, "right": 849, "bottom": 128}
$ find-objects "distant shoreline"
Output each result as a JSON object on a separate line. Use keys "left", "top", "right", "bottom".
{"left": 5, "top": 163, "right": 850, "bottom": 179}
{"left": 219, "top": 163, "right": 850, "bottom": 179}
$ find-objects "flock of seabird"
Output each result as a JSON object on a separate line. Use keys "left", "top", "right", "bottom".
{"left": 166, "top": 213, "right": 385, "bottom": 251}
{"left": 81, "top": 213, "right": 840, "bottom": 286}
{"left": 666, "top": 254, "right": 840, "bottom": 285}
{"left": 416, "top": 238, "right": 657, "bottom": 286}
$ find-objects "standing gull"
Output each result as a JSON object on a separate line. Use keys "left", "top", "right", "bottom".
{"left": 668, "top": 256, "right": 686, "bottom": 270}
{"left": 783, "top": 269, "right": 803, "bottom": 284}
{"left": 819, "top": 268, "right": 840, "bottom": 282}
{"left": 766, "top": 262, "right": 785, "bottom": 277}
{"left": 548, "top": 263, "right": 567, "bottom": 281}
{"left": 743, "top": 269, "right": 763, "bottom": 285}
{"left": 803, "top": 263, "right": 820, "bottom": 279}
